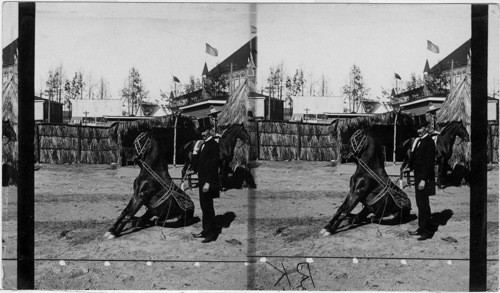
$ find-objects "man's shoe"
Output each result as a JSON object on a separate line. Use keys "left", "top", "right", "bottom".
{"left": 417, "top": 233, "right": 432, "bottom": 241}
{"left": 201, "top": 233, "right": 217, "bottom": 243}
{"left": 408, "top": 228, "right": 422, "bottom": 236}
{"left": 192, "top": 231, "right": 207, "bottom": 238}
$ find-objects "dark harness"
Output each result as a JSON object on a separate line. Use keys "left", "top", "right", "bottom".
{"left": 133, "top": 132, "right": 194, "bottom": 212}
{"left": 349, "top": 129, "right": 411, "bottom": 210}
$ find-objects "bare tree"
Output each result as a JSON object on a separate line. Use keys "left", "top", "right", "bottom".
{"left": 97, "top": 77, "right": 111, "bottom": 99}
{"left": 319, "top": 74, "right": 331, "bottom": 96}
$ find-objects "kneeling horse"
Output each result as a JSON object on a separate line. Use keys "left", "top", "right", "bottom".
{"left": 105, "top": 132, "right": 195, "bottom": 239}
{"left": 320, "top": 129, "right": 412, "bottom": 236}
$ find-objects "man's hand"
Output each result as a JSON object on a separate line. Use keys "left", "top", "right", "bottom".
{"left": 418, "top": 180, "right": 426, "bottom": 190}
{"left": 203, "top": 183, "right": 210, "bottom": 193}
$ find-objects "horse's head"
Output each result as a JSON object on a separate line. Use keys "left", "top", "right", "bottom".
{"left": 442, "top": 120, "right": 470, "bottom": 143}
{"left": 222, "top": 124, "right": 251, "bottom": 144}
{"left": 132, "top": 132, "right": 153, "bottom": 161}
{"left": 2, "top": 119, "right": 16, "bottom": 143}
{"left": 348, "top": 129, "right": 369, "bottom": 158}
{"left": 455, "top": 120, "right": 470, "bottom": 142}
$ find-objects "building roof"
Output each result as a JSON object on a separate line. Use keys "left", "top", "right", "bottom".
{"left": 208, "top": 37, "right": 257, "bottom": 76}
{"left": 202, "top": 63, "right": 209, "bottom": 76}
{"left": 3, "top": 39, "right": 17, "bottom": 67}
{"left": 429, "top": 39, "right": 470, "bottom": 74}
{"left": 423, "top": 59, "right": 430, "bottom": 73}
{"left": 293, "top": 96, "right": 344, "bottom": 115}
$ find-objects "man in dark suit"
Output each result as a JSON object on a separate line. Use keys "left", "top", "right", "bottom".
{"left": 192, "top": 122, "right": 221, "bottom": 243}
{"left": 408, "top": 120, "right": 437, "bottom": 241}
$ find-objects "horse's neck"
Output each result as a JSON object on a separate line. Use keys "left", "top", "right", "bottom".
{"left": 221, "top": 131, "right": 238, "bottom": 154}
{"left": 142, "top": 142, "right": 170, "bottom": 179}
{"left": 439, "top": 126, "right": 458, "bottom": 152}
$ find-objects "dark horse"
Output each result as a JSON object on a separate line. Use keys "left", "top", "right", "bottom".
{"left": 3, "top": 119, "right": 17, "bottom": 187}
{"left": 104, "top": 132, "right": 195, "bottom": 239}
{"left": 320, "top": 129, "right": 412, "bottom": 236}
{"left": 399, "top": 120, "right": 469, "bottom": 189}
{"left": 180, "top": 123, "right": 251, "bottom": 190}
{"left": 2, "top": 119, "right": 16, "bottom": 143}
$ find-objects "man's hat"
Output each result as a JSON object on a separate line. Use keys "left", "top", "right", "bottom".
{"left": 198, "top": 117, "right": 214, "bottom": 133}
{"left": 415, "top": 119, "right": 430, "bottom": 129}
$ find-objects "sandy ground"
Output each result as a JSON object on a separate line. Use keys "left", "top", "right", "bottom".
{"left": 1, "top": 161, "right": 498, "bottom": 290}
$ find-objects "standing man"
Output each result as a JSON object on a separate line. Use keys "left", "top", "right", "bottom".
{"left": 408, "top": 120, "right": 437, "bottom": 241}
{"left": 192, "top": 121, "right": 221, "bottom": 243}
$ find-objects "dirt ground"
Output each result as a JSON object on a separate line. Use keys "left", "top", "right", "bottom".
{"left": 1, "top": 161, "right": 499, "bottom": 290}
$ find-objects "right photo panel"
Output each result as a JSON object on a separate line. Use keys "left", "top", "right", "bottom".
{"left": 249, "top": 3, "right": 499, "bottom": 291}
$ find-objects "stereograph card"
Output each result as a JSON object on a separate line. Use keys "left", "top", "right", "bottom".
{"left": 1, "top": 1, "right": 499, "bottom": 291}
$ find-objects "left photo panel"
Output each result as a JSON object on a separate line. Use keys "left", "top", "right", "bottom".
{"left": 2, "top": 2, "right": 258, "bottom": 289}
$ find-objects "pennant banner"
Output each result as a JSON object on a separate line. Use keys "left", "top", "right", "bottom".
{"left": 394, "top": 73, "right": 401, "bottom": 80}
{"left": 206, "top": 43, "right": 218, "bottom": 57}
{"left": 173, "top": 76, "right": 180, "bottom": 83}
{"left": 251, "top": 25, "right": 257, "bottom": 34}
{"left": 427, "top": 40, "right": 440, "bottom": 54}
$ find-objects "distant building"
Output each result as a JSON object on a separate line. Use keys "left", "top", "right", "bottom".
{"left": 207, "top": 37, "right": 257, "bottom": 95}
{"left": 179, "top": 99, "right": 226, "bottom": 119}
{"left": 362, "top": 99, "right": 393, "bottom": 114}
{"left": 2, "top": 39, "right": 17, "bottom": 84}
{"left": 70, "top": 99, "right": 122, "bottom": 125}
{"left": 425, "top": 39, "right": 471, "bottom": 89}
{"left": 291, "top": 96, "right": 344, "bottom": 122}
{"left": 35, "top": 96, "right": 64, "bottom": 124}
{"left": 250, "top": 92, "right": 284, "bottom": 120}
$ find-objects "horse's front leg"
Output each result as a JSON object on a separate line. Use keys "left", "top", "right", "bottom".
{"left": 105, "top": 195, "right": 146, "bottom": 239}
{"left": 180, "top": 163, "right": 190, "bottom": 190}
{"left": 436, "top": 159, "right": 444, "bottom": 189}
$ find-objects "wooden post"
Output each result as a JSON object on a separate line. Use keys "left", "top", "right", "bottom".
{"left": 77, "top": 124, "right": 82, "bottom": 164}
{"left": 393, "top": 112, "right": 398, "bottom": 164}
{"left": 256, "top": 121, "right": 260, "bottom": 160}
{"left": 337, "top": 123, "right": 342, "bottom": 163}
{"left": 297, "top": 123, "right": 301, "bottom": 160}
{"left": 470, "top": 5, "right": 488, "bottom": 291}
{"left": 173, "top": 114, "right": 178, "bottom": 167}
{"left": 36, "top": 124, "right": 40, "bottom": 163}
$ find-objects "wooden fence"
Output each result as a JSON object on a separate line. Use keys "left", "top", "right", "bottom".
{"left": 35, "top": 123, "right": 119, "bottom": 164}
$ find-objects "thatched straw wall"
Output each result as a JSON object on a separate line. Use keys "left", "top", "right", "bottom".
{"left": 37, "top": 124, "right": 118, "bottom": 164}
{"left": 2, "top": 69, "right": 19, "bottom": 166}
{"left": 256, "top": 121, "right": 339, "bottom": 161}
{"left": 436, "top": 78, "right": 471, "bottom": 167}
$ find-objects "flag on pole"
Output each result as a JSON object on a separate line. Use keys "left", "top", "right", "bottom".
{"left": 251, "top": 25, "right": 257, "bottom": 34}
{"left": 173, "top": 76, "right": 180, "bottom": 83}
{"left": 427, "top": 40, "right": 440, "bottom": 54}
{"left": 206, "top": 43, "right": 218, "bottom": 57}
{"left": 394, "top": 73, "right": 401, "bottom": 80}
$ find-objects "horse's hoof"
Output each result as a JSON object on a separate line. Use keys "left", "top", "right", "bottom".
{"left": 106, "top": 234, "right": 116, "bottom": 240}
{"left": 103, "top": 231, "right": 111, "bottom": 238}
{"left": 319, "top": 228, "right": 331, "bottom": 236}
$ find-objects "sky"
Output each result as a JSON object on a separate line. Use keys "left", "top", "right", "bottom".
{"left": 2, "top": 3, "right": 499, "bottom": 100}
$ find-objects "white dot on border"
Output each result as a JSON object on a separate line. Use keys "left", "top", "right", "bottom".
{"left": 146, "top": 261, "right": 153, "bottom": 266}
{"left": 306, "top": 258, "right": 314, "bottom": 263}
{"left": 353, "top": 258, "right": 358, "bottom": 264}
{"left": 244, "top": 262, "right": 249, "bottom": 266}
{"left": 194, "top": 262, "right": 201, "bottom": 267}
{"left": 59, "top": 260, "right": 66, "bottom": 266}
{"left": 401, "top": 259, "right": 407, "bottom": 265}
{"left": 447, "top": 260, "right": 452, "bottom": 265}
{"left": 104, "top": 261, "right": 111, "bottom": 267}
{"left": 259, "top": 257, "right": 267, "bottom": 263}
